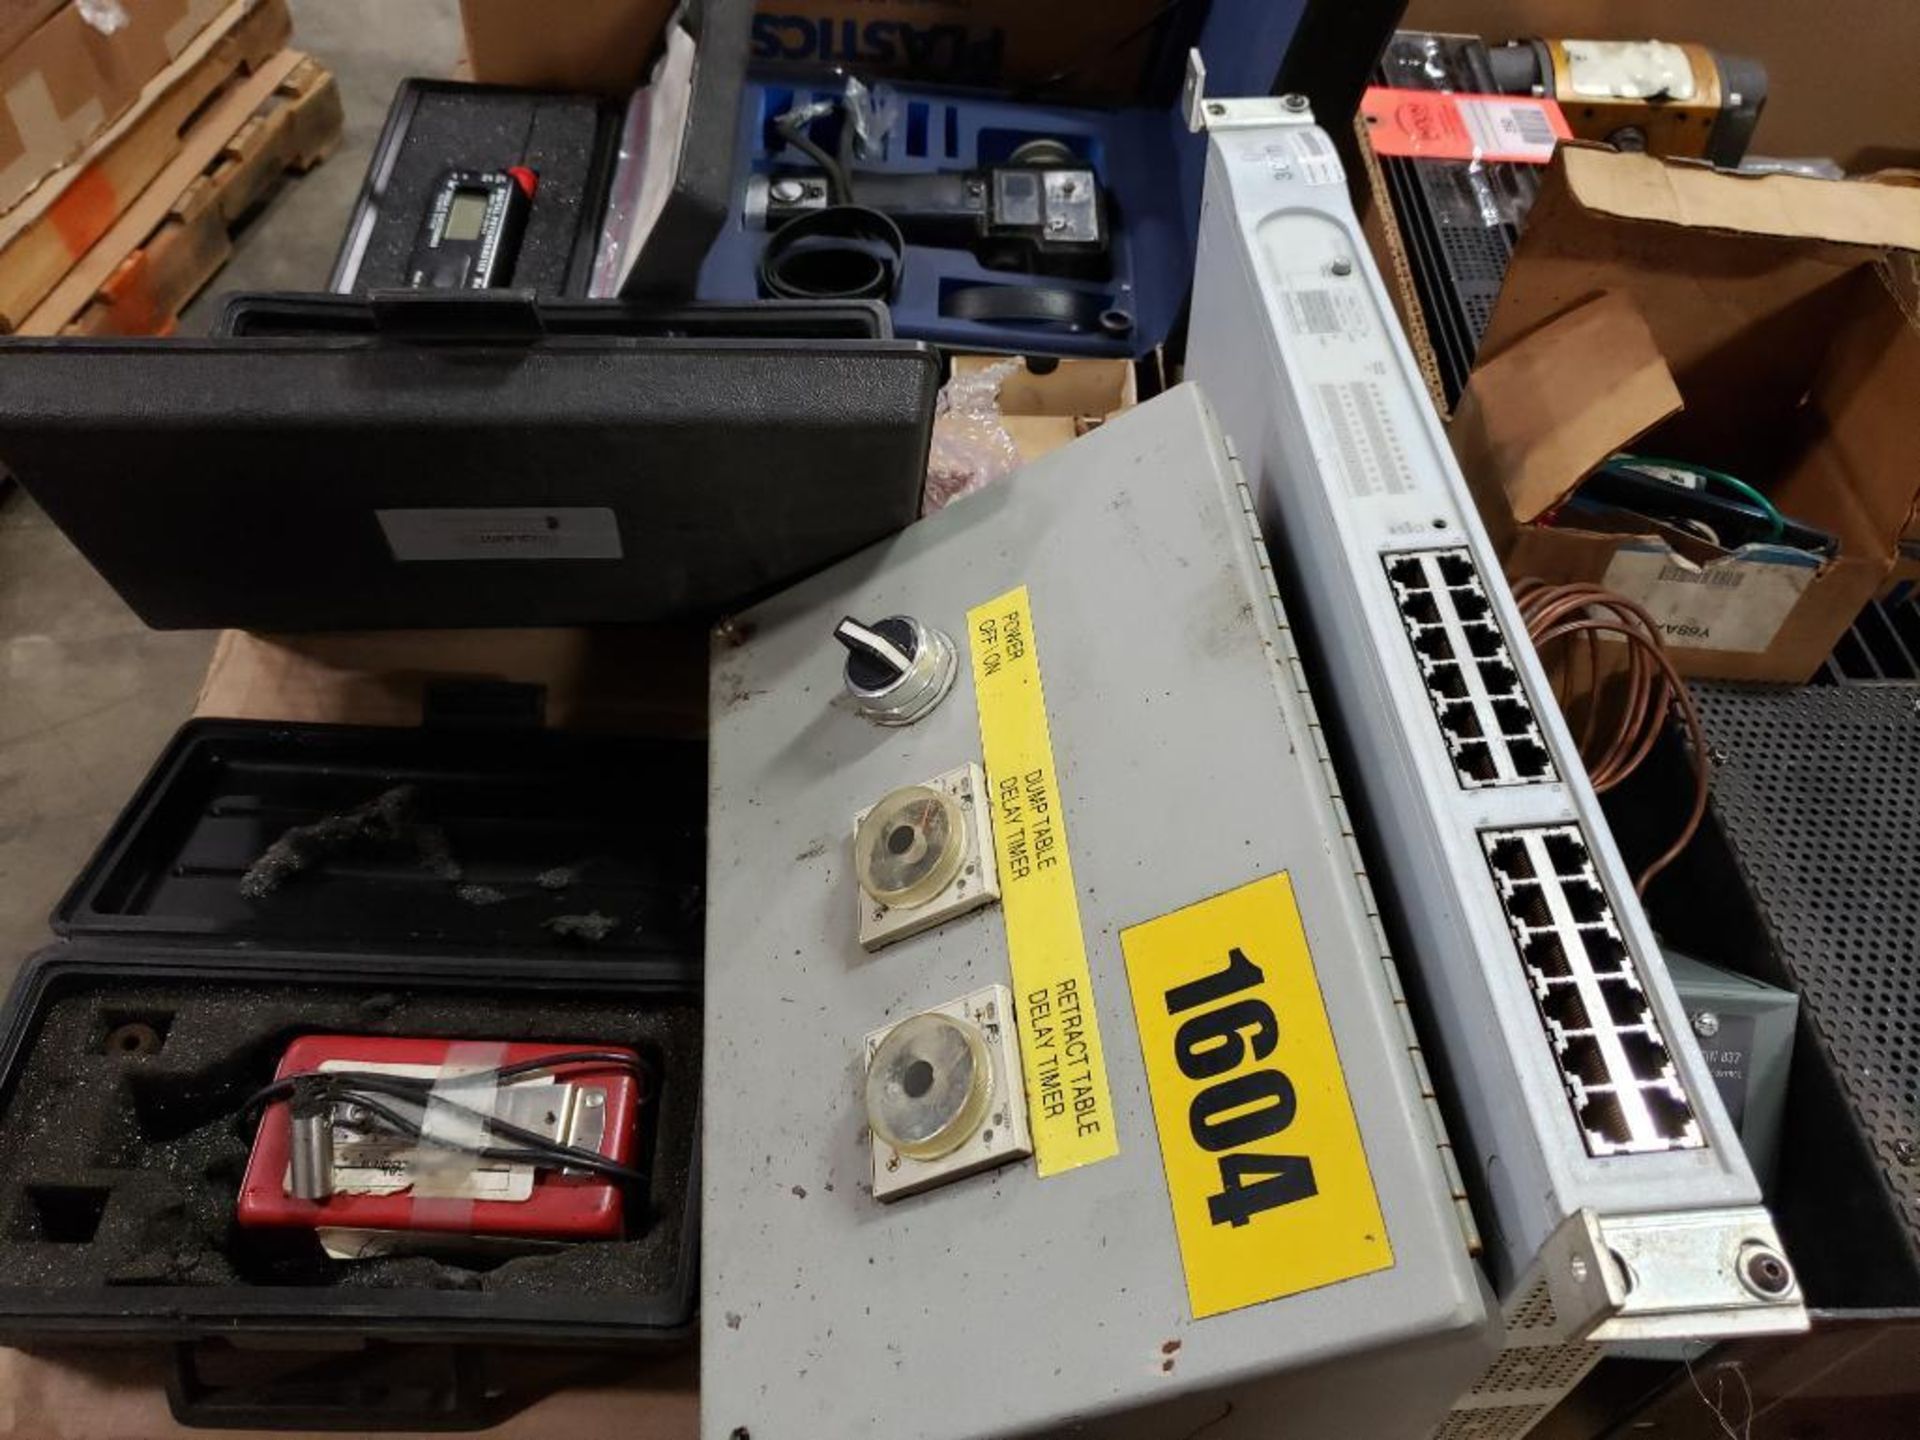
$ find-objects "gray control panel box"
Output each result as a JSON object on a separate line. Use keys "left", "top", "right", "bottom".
{"left": 703, "top": 387, "right": 1498, "bottom": 1439}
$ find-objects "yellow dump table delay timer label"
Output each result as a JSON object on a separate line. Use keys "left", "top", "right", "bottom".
{"left": 968, "top": 585, "right": 1119, "bottom": 1177}
{"left": 1122, "top": 873, "right": 1392, "bottom": 1318}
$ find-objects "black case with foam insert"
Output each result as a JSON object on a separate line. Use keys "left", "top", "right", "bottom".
{"left": 330, "top": 80, "right": 624, "bottom": 296}
{"left": 0, "top": 706, "right": 706, "bottom": 1428}
{"left": 331, "top": 0, "right": 751, "bottom": 300}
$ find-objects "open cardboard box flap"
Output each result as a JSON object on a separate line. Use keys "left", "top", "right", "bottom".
{"left": 1478, "top": 149, "right": 1920, "bottom": 451}
{"left": 1452, "top": 145, "right": 1920, "bottom": 681}
{"left": 947, "top": 355, "right": 1137, "bottom": 463}
{"left": 1545, "top": 145, "right": 1920, "bottom": 250}
{"left": 1453, "top": 290, "right": 1681, "bottom": 531}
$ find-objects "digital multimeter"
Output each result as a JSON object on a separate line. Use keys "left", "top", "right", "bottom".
{"left": 407, "top": 166, "right": 537, "bottom": 290}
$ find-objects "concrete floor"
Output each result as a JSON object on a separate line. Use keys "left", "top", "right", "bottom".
{"left": 0, "top": 0, "right": 462, "bottom": 975}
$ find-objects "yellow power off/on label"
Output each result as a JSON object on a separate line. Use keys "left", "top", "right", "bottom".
{"left": 967, "top": 585, "right": 1118, "bottom": 1177}
{"left": 1121, "top": 873, "right": 1392, "bottom": 1318}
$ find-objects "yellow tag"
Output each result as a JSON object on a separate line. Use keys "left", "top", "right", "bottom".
{"left": 968, "top": 585, "right": 1118, "bottom": 1177}
{"left": 1121, "top": 873, "right": 1392, "bottom": 1318}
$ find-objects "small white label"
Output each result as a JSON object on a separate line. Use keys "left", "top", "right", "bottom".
{"left": 1456, "top": 97, "right": 1561, "bottom": 161}
{"left": 1603, "top": 547, "right": 1815, "bottom": 653}
{"left": 1285, "top": 128, "right": 1345, "bottom": 186}
{"left": 378, "top": 507, "right": 623, "bottom": 562}
{"left": 1286, "top": 288, "right": 1342, "bottom": 337}
{"left": 1282, "top": 278, "right": 1370, "bottom": 342}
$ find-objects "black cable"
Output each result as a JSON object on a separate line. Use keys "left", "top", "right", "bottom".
{"left": 760, "top": 101, "right": 907, "bottom": 302}
{"left": 775, "top": 113, "right": 851, "bottom": 205}
{"left": 331, "top": 1086, "right": 649, "bottom": 1189}
{"left": 316, "top": 1084, "right": 648, "bottom": 1189}
{"left": 309, "top": 1072, "right": 584, "bottom": 1158}
{"left": 486, "top": 1050, "right": 651, "bottom": 1084}
{"left": 238, "top": 1051, "right": 653, "bottom": 1190}
{"left": 240, "top": 1050, "right": 649, "bottom": 1119}
{"left": 944, "top": 284, "right": 1127, "bottom": 333}
{"left": 758, "top": 205, "right": 905, "bottom": 302}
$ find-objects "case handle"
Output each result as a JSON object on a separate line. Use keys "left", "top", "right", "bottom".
{"left": 366, "top": 287, "right": 547, "bottom": 341}
{"left": 422, "top": 679, "right": 548, "bottom": 731}
{"left": 166, "top": 1340, "right": 502, "bottom": 1432}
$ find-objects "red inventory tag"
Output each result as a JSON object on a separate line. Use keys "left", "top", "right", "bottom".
{"left": 1362, "top": 87, "right": 1571, "bottom": 164}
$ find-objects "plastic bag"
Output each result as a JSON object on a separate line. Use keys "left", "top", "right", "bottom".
{"left": 844, "top": 76, "right": 901, "bottom": 160}
{"left": 924, "top": 359, "right": 1023, "bottom": 515}
{"left": 76, "top": 0, "right": 128, "bottom": 35}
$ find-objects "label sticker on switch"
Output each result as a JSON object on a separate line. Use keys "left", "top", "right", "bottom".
{"left": 968, "top": 585, "right": 1119, "bottom": 1177}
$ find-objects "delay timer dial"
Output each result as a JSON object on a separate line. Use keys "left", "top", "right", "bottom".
{"left": 833, "top": 615, "right": 957, "bottom": 725}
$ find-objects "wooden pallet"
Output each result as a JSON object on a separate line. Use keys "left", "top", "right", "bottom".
{"left": 20, "top": 54, "right": 341, "bottom": 337}
{"left": 0, "top": 0, "right": 293, "bottom": 333}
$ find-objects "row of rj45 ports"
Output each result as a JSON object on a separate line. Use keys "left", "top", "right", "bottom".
{"left": 1382, "top": 548, "right": 1700, "bottom": 1153}
{"left": 1385, "top": 549, "right": 1556, "bottom": 789}
{"left": 1482, "top": 824, "right": 1703, "bottom": 1156}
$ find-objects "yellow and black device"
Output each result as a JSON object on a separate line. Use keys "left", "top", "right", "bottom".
{"left": 1488, "top": 38, "right": 1766, "bottom": 167}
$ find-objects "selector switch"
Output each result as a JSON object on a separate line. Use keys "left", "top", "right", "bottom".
{"left": 834, "top": 615, "right": 957, "bottom": 726}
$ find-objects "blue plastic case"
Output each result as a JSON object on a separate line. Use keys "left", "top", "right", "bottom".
{"left": 697, "top": 0, "right": 1308, "bottom": 357}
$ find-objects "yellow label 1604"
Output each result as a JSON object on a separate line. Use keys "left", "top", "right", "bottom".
{"left": 1121, "top": 872, "right": 1392, "bottom": 1319}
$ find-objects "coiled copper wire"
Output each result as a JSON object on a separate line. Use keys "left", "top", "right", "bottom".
{"left": 1510, "top": 580, "right": 1709, "bottom": 894}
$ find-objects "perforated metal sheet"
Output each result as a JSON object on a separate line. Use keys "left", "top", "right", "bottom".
{"left": 1434, "top": 1405, "right": 1553, "bottom": 1440}
{"left": 1695, "top": 682, "right": 1920, "bottom": 1248}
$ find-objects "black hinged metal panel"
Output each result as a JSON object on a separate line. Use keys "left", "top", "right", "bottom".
{"left": 1696, "top": 682, "right": 1920, "bottom": 1271}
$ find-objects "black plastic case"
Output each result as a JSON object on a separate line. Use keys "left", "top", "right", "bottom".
{"left": 0, "top": 292, "right": 939, "bottom": 632}
{"left": 0, "top": 706, "right": 705, "bottom": 1427}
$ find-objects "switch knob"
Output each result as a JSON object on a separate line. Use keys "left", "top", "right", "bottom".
{"left": 834, "top": 615, "right": 957, "bottom": 725}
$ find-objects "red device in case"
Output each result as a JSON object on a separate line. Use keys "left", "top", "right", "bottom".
{"left": 238, "top": 1035, "right": 644, "bottom": 1243}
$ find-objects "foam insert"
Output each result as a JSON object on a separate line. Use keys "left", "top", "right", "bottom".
{"left": 349, "top": 86, "right": 610, "bottom": 295}
{"left": 697, "top": 80, "right": 1185, "bottom": 358}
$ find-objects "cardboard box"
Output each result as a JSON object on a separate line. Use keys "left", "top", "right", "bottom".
{"left": 750, "top": 0, "right": 1170, "bottom": 102}
{"left": 461, "top": 0, "right": 1172, "bottom": 103}
{"left": 459, "top": 0, "right": 676, "bottom": 93}
{"left": 195, "top": 627, "right": 709, "bottom": 735}
{"left": 0, "top": 0, "right": 289, "bottom": 335}
{"left": 1350, "top": 112, "right": 1449, "bottom": 418}
{"left": 926, "top": 355, "right": 1135, "bottom": 511}
{"left": 0, "top": 0, "right": 62, "bottom": 58}
{"left": 0, "top": 0, "right": 224, "bottom": 214}
{"left": 949, "top": 354, "right": 1137, "bottom": 462}
{"left": 1450, "top": 145, "right": 1920, "bottom": 682}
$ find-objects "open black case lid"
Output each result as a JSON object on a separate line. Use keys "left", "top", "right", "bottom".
{"left": 50, "top": 705, "right": 704, "bottom": 976}
{"left": 0, "top": 292, "right": 938, "bottom": 632}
